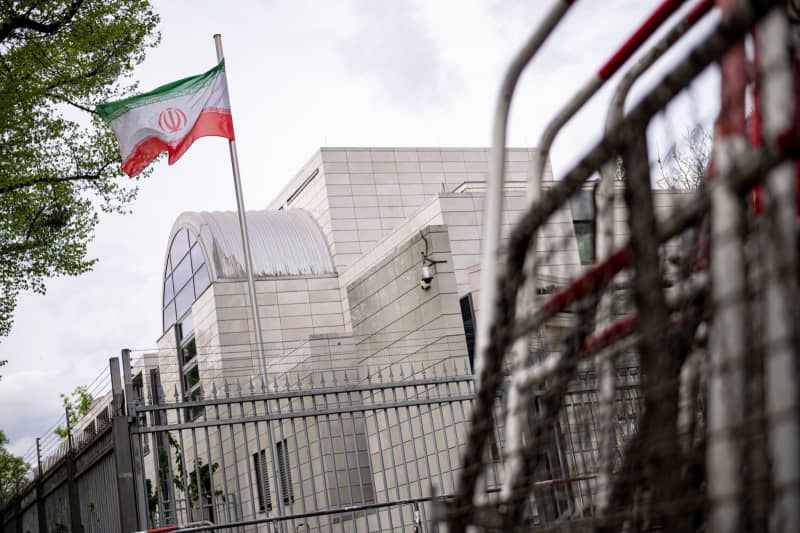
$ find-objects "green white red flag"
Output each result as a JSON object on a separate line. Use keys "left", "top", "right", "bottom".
{"left": 96, "top": 60, "right": 234, "bottom": 177}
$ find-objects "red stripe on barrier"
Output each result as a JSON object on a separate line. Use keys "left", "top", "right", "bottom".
{"left": 685, "top": 0, "right": 715, "bottom": 25}
{"left": 598, "top": 0, "right": 686, "bottom": 80}
{"left": 582, "top": 314, "right": 638, "bottom": 354}
{"left": 541, "top": 248, "right": 630, "bottom": 318}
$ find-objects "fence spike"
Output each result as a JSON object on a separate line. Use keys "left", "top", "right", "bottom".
{"left": 173, "top": 384, "right": 180, "bottom": 402}
{"left": 296, "top": 374, "right": 303, "bottom": 391}
{"left": 284, "top": 375, "right": 291, "bottom": 390}
{"left": 211, "top": 382, "right": 218, "bottom": 399}
{"left": 224, "top": 379, "right": 230, "bottom": 398}
{"left": 332, "top": 371, "right": 338, "bottom": 386}
{"left": 388, "top": 366, "right": 394, "bottom": 380}
{"left": 236, "top": 379, "right": 242, "bottom": 396}
{"left": 260, "top": 375, "right": 267, "bottom": 393}
{"left": 273, "top": 377, "right": 279, "bottom": 392}
{"left": 320, "top": 373, "right": 326, "bottom": 387}
{"left": 248, "top": 377, "right": 255, "bottom": 394}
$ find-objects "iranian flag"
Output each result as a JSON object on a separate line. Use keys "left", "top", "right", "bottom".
{"left": 97, "top": 60, "right": 234, "bottom": 177}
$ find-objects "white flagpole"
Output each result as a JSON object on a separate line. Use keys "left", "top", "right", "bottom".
{"left": 213, "top": 34, "right": 268, "bottom": 383}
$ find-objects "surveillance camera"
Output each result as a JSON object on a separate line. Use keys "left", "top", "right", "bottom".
{"left": 420, "top": 264, "right": 434, "bottom": 290}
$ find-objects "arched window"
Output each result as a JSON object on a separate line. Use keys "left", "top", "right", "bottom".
{"left": 162, "top": 228, "right": 210, "bottom": 331}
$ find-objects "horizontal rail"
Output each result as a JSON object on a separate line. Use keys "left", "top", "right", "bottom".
{"left": 132, "top": 393, "right": 475, "bottom": 434}
{"left": 135, "top": 373, "right": 474, "bottom": 412}
{"left": 170, "top": 494, "right": 440, "bottom": 532}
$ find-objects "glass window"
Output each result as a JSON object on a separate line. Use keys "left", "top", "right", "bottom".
{"left": 162, "top": 228, "right": 211, "bottom": 332}
{"left": 185, "top": 365, "right": 200, "bottom": 389}
{"left": 178, "top": 315, "right": 194, "bottom": 341}
{"left": 194, "top": 264, "right": 210, "bottom": 296}
{"left": 163, "top": 302, "right": 176, "bottom": 332}
{"left": 574, "top": 221, "right": 595, "bottom": 265}
{"left": 190, "top": 244, "right": 205, "bottom": 273}
{"left": 174, "top": 282, "right": 195, "bottom": 319}
{"left": 181, "top": 338, "right": 197, "bottom": 365}
{"left": 172, "top": 255, "right": 192, "bottom": 293}
{"left": 169, "top": 229, "right": 191, "bottom": 266}
{"left": 163, "top": 275, "right": 174, "bottom": 304}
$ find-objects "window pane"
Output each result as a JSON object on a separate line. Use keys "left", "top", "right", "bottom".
{"left": 574, "top": 221, "right": 595, "bottom": 265}
{"left": 174, "top": 281, "right": 195, "bottom": 319}
{"left": 169, "top": 229, "right": 190, "bottom": 266}
{"left": 190, "top": 244, "right": 205, "bottom": 273}
{"left": 178, "top": 314, "right": 194, "bottom": 341}
{"left": 172, "top": 255, "right": 192, "bottom": 293}
{"left": 163, "top": 301, "right": 176, "bottom": 331}
{"left": 569, "top": 190, "right": 594, "bottom": 222}
{"left": 185, "top": 365, "right": 200, "bottom": 389}
{"left": 182, "top": 338, "right": 197, "bottom": 365}
{"left": 194, "top": 264, "right": 210, "bottom": 296}
{"left": 163, "top": 275, "right": 174, "bottom": 304}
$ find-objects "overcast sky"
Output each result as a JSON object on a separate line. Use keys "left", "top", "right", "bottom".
{"left": 0, "top": 0, "right": 721, "bottom": 458}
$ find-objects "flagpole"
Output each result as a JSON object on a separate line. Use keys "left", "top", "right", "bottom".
{"left": 213, "top": 34, "right": 269, "bottom": 384}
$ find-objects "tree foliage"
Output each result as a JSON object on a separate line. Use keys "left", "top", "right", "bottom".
{"left": 0, "top": 429, "right": 29, "bottom": 504}
{"left": 54, "top": 384, "right": 93, "bottom": 438}
{"left": 0, "top": 0, "right": 160, "bottom": 338}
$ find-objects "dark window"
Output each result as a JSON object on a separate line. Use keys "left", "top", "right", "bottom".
{"left": 460, "top": 295, "right": 477, "bottom": 372}
{"left": 573, "top": 221, "right": 595, "bottom": 265}
{"left": 177, "top": 327, "right": 202, "bottom": 420}
{"left": 252, "top": 450, "right": 272, "bottom": 512}
{"left": 570, "top": 190, "right": 595, "bottom": 266}
{"left": 276, "top": 440, "right": 294, "bottom": 504}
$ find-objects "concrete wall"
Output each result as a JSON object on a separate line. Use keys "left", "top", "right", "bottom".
{"left": 346, "top": 226, "right": 469, "bottom": 372}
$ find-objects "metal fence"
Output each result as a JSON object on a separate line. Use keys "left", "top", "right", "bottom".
{"left": 445, "top": 0, "right": 800, "bottom": 532}
{"left": 118, "top": 345, "right": 645, "bottom": 533}
{"left": 1, "top": 405, "right": 120, "bottom": 533}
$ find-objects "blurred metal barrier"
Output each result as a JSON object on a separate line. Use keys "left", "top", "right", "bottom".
{"left": 446, "top": 0, "right": 799, "bottom": 531}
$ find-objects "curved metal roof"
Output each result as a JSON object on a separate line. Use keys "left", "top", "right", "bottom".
{"left": 167, "top": 209, "right": 335, "bottom": 280}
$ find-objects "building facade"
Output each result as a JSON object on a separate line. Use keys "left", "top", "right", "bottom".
{"left": 127, "top": 147, "right": 691, "bottom": 531}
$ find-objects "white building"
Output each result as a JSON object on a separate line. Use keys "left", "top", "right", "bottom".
{"left": 127, "top": 147, "right": 691, "bottom": 530}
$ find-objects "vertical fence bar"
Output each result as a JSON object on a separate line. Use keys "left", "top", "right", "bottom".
{"left": 708, "top": 3, "right": 748, "bottom": 528}
{"left": 122, "top": 349, "right": 149, "bottom": 529}
{"left": 366, "top": 377, "right": 396, "bottom": 532}
{"left": 110, "top": 357, "right": 138, "bottom": 532}
{"left": 758, "top": 8, "right": 800, "bottom": 533}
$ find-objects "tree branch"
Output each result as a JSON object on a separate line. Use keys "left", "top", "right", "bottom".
{"left": 45, "top": 91, "right": 97, "bottom": 114}
{"left": 0, "top": 0, "right": 85, "bottom": 43}
{"left": 0, "top": 164, "right": 114, "bottom": 196}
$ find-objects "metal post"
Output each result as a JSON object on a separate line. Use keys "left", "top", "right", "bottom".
{"left": 35, "top": 439, "right": 46, "bottom": 533}
{"left": 211, "top": 33, "right": 268, "bottom": 383}
{"left": 212, "top": 34, "right": 282, "bottom": 523}
{"left": 122, "top": 349, "right": 150, "bottom": 529}
{"left": 757, "top": 8, "right": 800, "bottom": 532}
{"left": 110, "top": 356, "right": 139, "bottom": 533}
{"left": 65, "top": 444, "right": 82, "bottom": 533}
{"left": 707, "top": 2, "right": 747, "bottom": 530}
{"left": 64, "top": 405, "right": 73, "bottom": 453}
